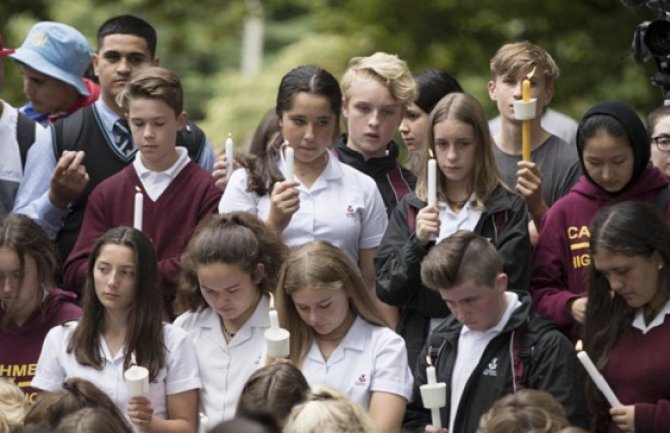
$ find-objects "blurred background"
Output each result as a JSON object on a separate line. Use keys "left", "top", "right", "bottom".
{"left": 0, "top": 0, "right": 665, "bottom": 151}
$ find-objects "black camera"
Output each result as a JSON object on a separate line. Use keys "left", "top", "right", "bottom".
{"left": 629, "top": 0, "right": 670, "bottom": 99}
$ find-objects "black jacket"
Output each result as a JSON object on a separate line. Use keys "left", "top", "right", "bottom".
{"left": 375, "top": 186, "right": 531, "bottom": 371}
{"left": 334, "top": 134, "right": 416, "bottom": 216}
{"left": 403, "top": 291, "right": 589, "bottom": 433}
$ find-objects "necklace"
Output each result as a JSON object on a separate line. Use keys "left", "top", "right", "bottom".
{"left": 221, "top": 320, "right": 236, "bottom": 339}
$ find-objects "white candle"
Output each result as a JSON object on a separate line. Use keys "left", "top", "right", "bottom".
{"left": 285, "top": 144, "right": 294, "bottom": 182}
{"left": 124, "top": 364, "right": 149, "bottom": 397}
{"left": 427, "top": 158, "right": 437, "bottom": 207}
{"left": 225, "top": 134, "right": 234, "bottom": 181}
{"left": 264, "top": 307, "right": 290, "bottom": 358}
{"left": 575, "top": 340, "right": 621, "bottom": 407}
{"left": 198, "top": 413, "right": 209, "bottom": 433}
{"left": 133, "top": 187, "right": 143, "bottom": 231}
{"left": 420, "top": 358, "right": 446, "bottom": 430}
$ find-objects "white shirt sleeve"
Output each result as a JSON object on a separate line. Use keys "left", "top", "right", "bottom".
{"left": 12, "top": 125, "right": 65, "bottom": 239}
{"left": 163, "top": 324, "right": 202, "bottom": 395}
{"left": 359, "top": 181, "right": 388, "bottom": 250}
{"left": 370, "top": 328, "right": 414, "bottom": 400}
{"left": 218, "top": 168, "right": 260, "bottom": 215}
{"left": 32, "top": 325, "right": 70, "bottom": 391}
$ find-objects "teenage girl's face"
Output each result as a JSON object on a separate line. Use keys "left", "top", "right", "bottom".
{"left": 433, "top": 119, "right": 477, "bottom": 188}
{"left": 399, "top": 103, "right": 430, "bottom": 152}
{"left": 593, "top": 247, "right": 664, "bottom": 309}
{"left": 197, "top": 262, "right": 263, "bottom": 323}
{"left": 93, "top": 244, "right": 137, "bottom": 314}
{"left": 582, "top": 129, "right": 634, "bottom": 193}
{"left": 0, "top": 247, "right": 42, "bottom": 319}
{"left": 650, "top": 114, "right": 670, "bottom": 181}
{"left": 290, "top": 285, "right": 352, "bottom": 338}
{"left": 343, "top": 76, "right": 404, "bottom": 158}
{"left": 280, "top": 92, "right": 337, "bottom": 165}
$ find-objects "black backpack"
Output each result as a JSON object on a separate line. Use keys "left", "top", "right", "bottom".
{"left": 16, "top": 112, "right": 36, "bottom": 168}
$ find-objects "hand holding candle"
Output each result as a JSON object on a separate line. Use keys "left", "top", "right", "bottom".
{"left": 420, "top": 355, "right": 447, "bottom": 429}
{"left": 264, "top": 294, "right": 290, "bottom": 358}
{"left": 225, "top": 133, "right": 234, "bottom": 181}
{"left": 285, "top": 143, "right": 294, "bottom": 182}
{"left": 427, "top": 149, "right": 437, "bottom": 208}
{"left": 575, "top": 340, "right": 621, "bottom": 407}
{"left": 133, "top": 187, "right": 143, "bottom": 231}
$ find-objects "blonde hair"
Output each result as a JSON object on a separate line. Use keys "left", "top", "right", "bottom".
{"left": 0, "top": 379, "right": 28, "bottom": 433}
{"left": 284, "top": 385, "right": 379, "bottom": 433}
{"left": 341, "top": 52, "right": 416, "bottom": 105}
{"left": 275, "top": 241, "right": 387, "bottom": 366}
{"left": 416, "top": 92, "right": 502, "bottom": 206}
{"left": 489, "top": 41, "right": 560, "bottom": 84}
{"left": 476, "top": 390, "right": 569, "bottom": 433}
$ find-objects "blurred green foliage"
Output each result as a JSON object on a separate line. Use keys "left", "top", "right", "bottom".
{"left": 0, "top": 0, "right": 664, "bottom": 152}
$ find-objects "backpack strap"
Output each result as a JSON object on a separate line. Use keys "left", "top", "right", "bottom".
{"left": 387, "top": 165, "right": 412, "bottom": 204}
{"left": 178, "top": 121, "right": 206, "bottom": 163}
{"left": 16, "top": 112, "right": 36, "bottom": 168}
{"left": 655, "top": 187, "right": 669, "bottom": 214}
{"left": 51, "top": 108, "right": 86, "bottom": 160}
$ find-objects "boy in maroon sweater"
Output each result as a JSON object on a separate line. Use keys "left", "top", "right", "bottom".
{"left": 63, "top": 67, "right": 220, "bottom": 316}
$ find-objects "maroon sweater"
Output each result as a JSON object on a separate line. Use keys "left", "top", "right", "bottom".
{"left": 602, "top": 317, "right": 670, "bottom": 433}
{"left": 531, "top": 168, "right": 670, "bottom": 340}
{"left": 63, "top": 162, "right": 221, "bottom": 314}
{"left": 0, "top": 288, "right": 81, "bottom": 402}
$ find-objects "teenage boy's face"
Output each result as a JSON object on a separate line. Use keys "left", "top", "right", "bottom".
{"left": 343, "top": 76, "right": 404, "bottom": 158}
{"left": 438, "top": 275, "right": 507, "bottom": 333}
{"left": 487, "top": 71, "right": 554, "bottom": 122}
{"left": 127, "top": 97, "right": 186, "bottom": 172}
{"left": 93, "top": 34, "right": 157, "bottom": 106}
{"left": 19, "top": 64, "right": 79, "bottom": 115}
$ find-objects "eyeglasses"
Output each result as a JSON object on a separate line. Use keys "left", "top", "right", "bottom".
{"left": 651, "top": 134, "right": 670, "bottom": 152}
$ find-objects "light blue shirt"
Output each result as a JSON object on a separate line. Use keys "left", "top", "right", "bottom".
{"left": 12, "top": 99, "right": 215, "bottom": 239}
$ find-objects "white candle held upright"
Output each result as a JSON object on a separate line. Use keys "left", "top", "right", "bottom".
{"left": 124, "top": 352, "right": 149, "bottom": 397}
{"left": 427, "top": 151, "right": 437, "bottom": 208}
{"left": 575, "top": 340, "right": 621, "bottom": 407}
{"left": 133, "top": 187, "right": 143, "bottom": 231}
{"left": 225, "top": 133, "right": 234, "bottom": 181}
{"left": 285, "top": 143, "right": 294, "bottom": 182}
{"left": 420, "top": 355, "right": 446, "bottom": 429}
{"left": 264, "top": 294, "right": 290, "bottom": 358}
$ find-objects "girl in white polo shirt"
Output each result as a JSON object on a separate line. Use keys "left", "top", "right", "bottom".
{"left": 174, "top": 212, "right": 288, "bottom": 425}
{"left": 32, "top": 226, "right": 201, "bottom": 433}
{"left": 218, "top": 66, "right": 389, "bottom": 324}
{"left": 275, "top": 240, "right": 413, "bottom": 433}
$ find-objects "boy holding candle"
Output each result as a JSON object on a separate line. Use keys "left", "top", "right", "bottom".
{"left": 63, "top": 66, "right": 220, "bottom": 317}
{"left": 487, "top": 41, "right": 581, "bottom": 239}
{"left": 403, "top": 231, "right": 587, "bottom": 433}
{"left": 334, "top": 51, "right": 417, "bottom": 216}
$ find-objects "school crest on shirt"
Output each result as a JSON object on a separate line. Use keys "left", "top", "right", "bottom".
{"left": 354, "top": 374, "right": 367, "bottom": 386}
{"left": 345, "top": 203, "right": 358, "bottom": 218}
{"left": 483, "top": 357, "right": 498, "bottom": 377}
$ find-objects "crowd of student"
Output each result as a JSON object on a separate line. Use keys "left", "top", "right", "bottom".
{"left": 0, "top": 11, "right": 669, "bottom": 433}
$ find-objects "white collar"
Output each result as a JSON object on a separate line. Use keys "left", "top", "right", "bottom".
{"left": 133, "top": 147, "right": 189, "bottom": 179}
{"left": 461, "top": 291, "right": 520, "bottom": 337}
{"left": 632, "top": 298, "right": 670, "bottom": 334}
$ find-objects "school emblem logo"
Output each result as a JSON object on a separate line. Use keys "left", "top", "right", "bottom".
{"left": 345, "top": 204, "right": 357, "bottom": 218}
{"left": 29, "top": 29, "right": 48, "bottom": 47}
{"left": 355, "top": 374, "right": 367, "bottom": 386}
{"left": 483, "top": 357, "right": 498, "bottom": 376}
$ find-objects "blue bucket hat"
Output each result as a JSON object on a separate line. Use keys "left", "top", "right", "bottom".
{"left": 10, "top": 22, "right": 92, "bottom": 96}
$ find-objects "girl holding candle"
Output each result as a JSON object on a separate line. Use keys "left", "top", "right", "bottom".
{"left": 0, "top": 214, "right": 82, "bottom": 400}
{"left": 275, "top": 240, "right": 413, "bottom": 433}
{"left": 174, "top": 212, "right": 288, "bottom": 425}
{"left": 531, "top": 101, "right": 670, "bottom": 343}
{"left": 399, "top": 69, "right": 463, "bottom": 177}
{"left": 584, "top": 201, "right": 670, "bottom": 433}
{"left": 33, "top": 226, "right": 201, "bottom": 433}
{"left": 375, "top": 92, "right": 531, "bottom": 371}
{"left": 218, "top": 66, "right": 388, "bottom": 322}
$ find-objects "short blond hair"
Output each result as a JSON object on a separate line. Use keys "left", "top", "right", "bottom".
{"left": 341, "top": 52, "right": 416, "bottom": 104}
{"left": 490, "top": 41, "right": 560, "bottom": 84}
{"left": 284, "top": 385, "right": 379, "bottom": 433}
{"left": 0, "top": 379, "right": 28, "bottom": 433}
{"left": 476, "top": 389, "right": 569, "bottom": 433}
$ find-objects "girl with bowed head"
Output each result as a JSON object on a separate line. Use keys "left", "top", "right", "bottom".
{"left": 532, "top": 101, "right": 670, "bottom": 342}
{"left": 0, "top": 214, "right": 81, "bottom": 399}
{"left": 585, "top": 201, "right": 670, "bottom": 433}
{"left": 174, "top": 212, "right": 288, "bottom": 425}
{"left": 218, "top": 65, "right": 390, "bottom": 322}
{"left": 33, "top": 226, "right": 201, "bottom": 433}
{"left": 275, "top": 240, "right": 413, "bottom": 433}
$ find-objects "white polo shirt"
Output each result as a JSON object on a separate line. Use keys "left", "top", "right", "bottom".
{"left": 174, "top": 296, "right": 270, "bottom": 424}
{"left": 218, "top": 149, "right": 387, "bottom": 264}
{"left": 301, "top": 316, "right": 413, "bottom": 409}
{"left": 32, "top": 322, "right": 201, "bottom": 420}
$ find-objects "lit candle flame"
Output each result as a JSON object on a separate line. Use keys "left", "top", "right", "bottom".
{"left": 526, "top": 65, "right": 537, "bottom": 81}
{"left": 135, "top": 186, "right": 142, "bottom": 194}
{"left": 269, "top": 292, "right": 275, "bottom": 310}
{"left": 426, "top": 354, "right": 433, "bottom": 367}
{"left": 428, "top": 148, "right": 434, "bottom": 159}
{"left": 131, "top": 351, "right": 137, "bottom": 366}
{"left": 575, "top": 339, "right": 584, "bottom": 352}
